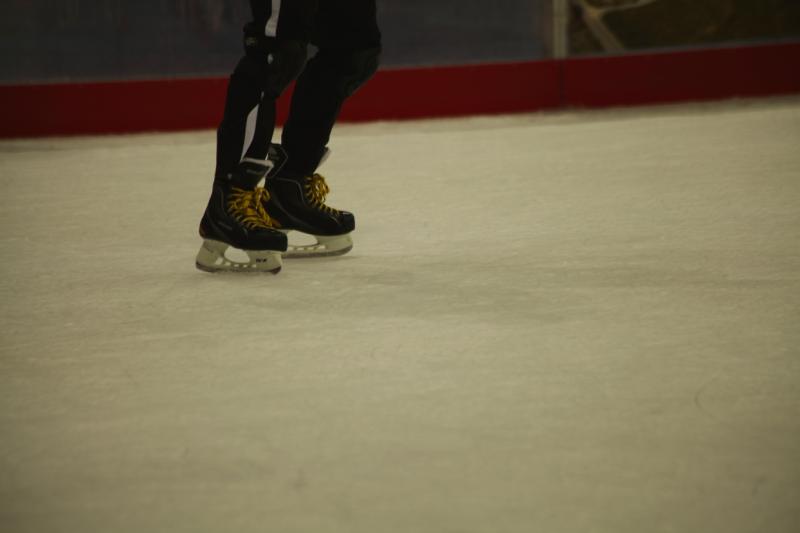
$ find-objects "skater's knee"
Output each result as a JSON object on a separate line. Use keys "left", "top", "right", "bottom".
{"left": 337, "top": 45, "right": 381, "bottom": 98}
{"left": 265, "top": 40, "right": 307, "bottom": 95}
{"left": 306, "top": 45, "right": 381, "bottom": 99}
{"left": 238, "top": 28, "right": 307, "bottom": 97}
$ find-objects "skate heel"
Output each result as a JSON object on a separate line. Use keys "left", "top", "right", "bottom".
{"left": 195, "top": 239, "right": 282, "bottom": 273}
{"left": 282, "top": 232, "right": 353, "bottom": 259}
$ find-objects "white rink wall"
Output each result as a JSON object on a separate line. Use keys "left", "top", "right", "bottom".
{"left": 1, "top": 98, "right": 799, "bottom": 533}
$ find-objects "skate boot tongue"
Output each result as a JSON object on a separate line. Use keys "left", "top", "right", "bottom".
{"left": 219, "top": 158, "right": 274, "bottom": 189}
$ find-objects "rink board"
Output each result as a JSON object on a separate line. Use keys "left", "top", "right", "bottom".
{"left": 1, "top": 41, "right": 799, "bottom": 137}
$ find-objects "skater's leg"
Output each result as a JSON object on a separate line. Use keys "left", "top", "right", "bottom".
{"left": 261, "top": 0, "right": 381, "bottom": 257}
{"left": 215, "top": 0, "right": 316, "bottom": 178}
{"left": 279, "top": 0, "right": 382, "bottom": 176}
{"left": 198, "top": 0, "right": 317, "bottom": 271}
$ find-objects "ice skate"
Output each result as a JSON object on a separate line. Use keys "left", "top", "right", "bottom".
{"left": 263, "top": 145, "right": 355, "bottom": 258}
{"left": 196, "top": 159, "right": 288, "bottom": 273}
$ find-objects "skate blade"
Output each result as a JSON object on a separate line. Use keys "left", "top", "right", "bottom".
{"left": 282, "top": 233, "right": 353, "bottom": 259}
{"left": 195, "top": 239, "right": 282, "bottom": 273}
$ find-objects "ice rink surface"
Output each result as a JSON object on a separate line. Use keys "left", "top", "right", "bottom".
{"left": 1, "top": 97, "right": 799, "bottom": 532}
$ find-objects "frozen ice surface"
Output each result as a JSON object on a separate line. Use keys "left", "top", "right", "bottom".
{"left": 1, "top": 98, "right": 799, "bottom": 533}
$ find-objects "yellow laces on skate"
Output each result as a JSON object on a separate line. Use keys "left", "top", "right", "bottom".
{"left": 228, "top": 187, "right": 281, "bottom": 229}
{"left": 304, "top": 174, "right": 338, "bottom": 215}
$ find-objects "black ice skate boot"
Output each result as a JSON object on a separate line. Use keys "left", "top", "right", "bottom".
{"left": 196, "top": 160, "right": 288, "bottom": 273}
{"left": 263, "top": 145, "right": 355, "bottom": 258}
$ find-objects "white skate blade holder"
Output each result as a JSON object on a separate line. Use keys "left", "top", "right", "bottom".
{"left": 195, "top": 239, "right": 283, "bottom": 273}
{"left": 282, "top": 231, "right": 353, "bottom": 258}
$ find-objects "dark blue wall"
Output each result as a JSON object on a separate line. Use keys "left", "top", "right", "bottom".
{"left": 0, "top": 0, "right": 548, "bottom": 83}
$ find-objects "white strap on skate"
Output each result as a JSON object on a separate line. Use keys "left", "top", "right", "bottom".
{"left": 196, "top": 239, "right": 282, "bottom": 273}
{"left": 281, "top": 232, "right": 353, "bottom": 258}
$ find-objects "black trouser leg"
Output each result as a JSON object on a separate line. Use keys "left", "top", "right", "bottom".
{"left": 215, "top": 0, "right": 317, "bottom": 179}
{"left": 280, "top": 0, "right": 381, "bottom": 176}
{"left": 214, "top": 57, "right": 277, "bottom": 180}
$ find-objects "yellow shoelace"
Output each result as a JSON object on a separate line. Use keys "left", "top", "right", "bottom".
{"left": 304, "top": 174, "right": 338, "bottom": 215}
{"left": 228, "top": 187, "right": 280, "bottom": 229}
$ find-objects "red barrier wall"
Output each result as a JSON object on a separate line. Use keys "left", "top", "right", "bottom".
{"left": 562, "top": 42, "right": 800, "bottom": 107}
{"left": 1, "top": 42, "right": 798, "bottom": 138}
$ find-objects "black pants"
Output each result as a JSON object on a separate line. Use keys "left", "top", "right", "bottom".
{"left": 215, "top": 0, "right": 381, "bottom": 179}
